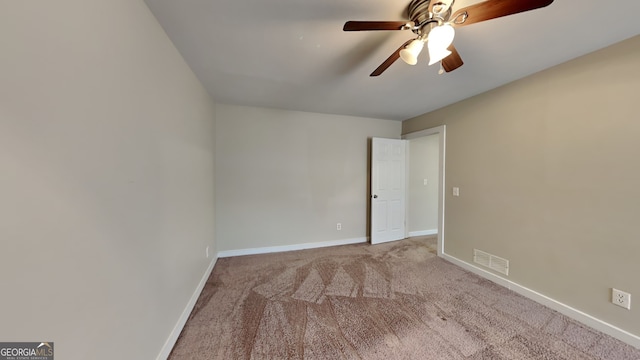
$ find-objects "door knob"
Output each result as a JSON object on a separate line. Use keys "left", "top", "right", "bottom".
{"left": 372, "top": 195, "right": 378, "bottom": 198}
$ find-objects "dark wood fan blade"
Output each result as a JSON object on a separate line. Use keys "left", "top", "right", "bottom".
{"left": 442, "top": 45, "right": 463, "bottom": 72}
{"left": 370, "top": 39, "right": 414, "bottom": 77}
{"left": 451, "top": 0, "right": 553, "bottom": 27}
{"left": 343, "top": 21, "right": 414, "bottom": 31}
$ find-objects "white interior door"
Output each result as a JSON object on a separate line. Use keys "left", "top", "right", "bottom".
{"left": 371, "top": 138, "right": 407, "bottom": 244}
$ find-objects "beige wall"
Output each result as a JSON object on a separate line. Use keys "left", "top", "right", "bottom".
{"left": 408, "top": 135, "right": 439, "bottom": 234}
{"left": 0, "top": 1, "right": 216, "bottom": 359}
{"left": 403, "top": 35, "right": 640, "bottom": 337}
{"left": 215, "top": 104, "right": 400, "bottom": 251}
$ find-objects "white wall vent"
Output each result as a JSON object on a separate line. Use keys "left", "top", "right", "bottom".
{"left": 473, "top": 249, "right": 509, "bottom": 276}
{"left": 473, "top": 249, "right": 491, "bottom": 267}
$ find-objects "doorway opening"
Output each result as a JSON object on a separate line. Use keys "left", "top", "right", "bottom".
{"left": 403, "top": 125, "right": 446, "bottom": 256}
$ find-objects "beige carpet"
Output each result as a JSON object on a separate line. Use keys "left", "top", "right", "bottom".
{"left": 169, "top": 237, "right": 640, "bottom": 359}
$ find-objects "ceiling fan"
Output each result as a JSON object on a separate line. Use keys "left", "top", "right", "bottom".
{"left": 343, "top": 0, "right": 553, "bottom": 76}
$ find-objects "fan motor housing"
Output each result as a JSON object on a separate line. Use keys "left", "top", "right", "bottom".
{"left": 408, "top": 0, "right": 452, "bottom": 32}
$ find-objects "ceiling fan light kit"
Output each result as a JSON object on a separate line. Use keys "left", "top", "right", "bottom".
{"left": 428, "top": 46, "right": 452, "bottom": 66}
{"left": 343, "top": 0, "right": 554, "bottom": 76}
{"left": 399, "top": 40, "right": 424, "bottom": 65}
{"left": 427, "top": 23, "right": 455, "bottom": 65}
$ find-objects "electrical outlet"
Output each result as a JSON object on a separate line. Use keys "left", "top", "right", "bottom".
{"left": 452, "top": 187, "right": 460, "bottom": 197}
{"left": 206, "top": 246, "right": 209, "bottom": 259}
{"left": 612, "top": 288, "right": 631, "bottom": 310}
{"left": 336, "top": 223, "right": 342, "bottom": 231}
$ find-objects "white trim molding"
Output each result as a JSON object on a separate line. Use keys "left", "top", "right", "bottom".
{"left": 218, "top": 237, "right": 368, "bottom": 258}
{"left": 408, "top": 229, "right": 438, "bottom": 237}
{"left": 441, "top": 252, "right": 640, "bottom": 349}
{"left": 157, "top": 256, "right": 218, "bottom": 360}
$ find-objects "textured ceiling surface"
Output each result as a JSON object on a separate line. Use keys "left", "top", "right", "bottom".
{"left": 145, "top": 0, "right": 640, "bottom": 120}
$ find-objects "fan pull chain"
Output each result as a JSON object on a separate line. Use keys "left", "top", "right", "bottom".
{"left": 438, "top": 63, "right": 445, "bottom": 75}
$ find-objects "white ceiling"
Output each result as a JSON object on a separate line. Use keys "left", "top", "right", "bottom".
{"left": 144, "top": 0, "right": 640, "bottom": 121}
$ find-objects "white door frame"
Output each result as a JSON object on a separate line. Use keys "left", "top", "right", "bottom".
{"left": 402, "top": 125, "right": 446, "bottom": 257}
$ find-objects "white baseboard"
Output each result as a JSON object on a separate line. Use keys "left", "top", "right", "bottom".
{"left": 409, "top": 229, "right": 438, "bottom": 237}
{"left": 157, "top": 256, "right": 218, "bottom": 360}
{"left": 218, "top": 237, "right": 368, "bottom": 258}
{"left": 441, "top": 252, "right": 640, "bottom": 349}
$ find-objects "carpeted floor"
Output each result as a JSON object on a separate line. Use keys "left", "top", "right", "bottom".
{"left": 169, "top": 236, "right": 640, "bottom": 359}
